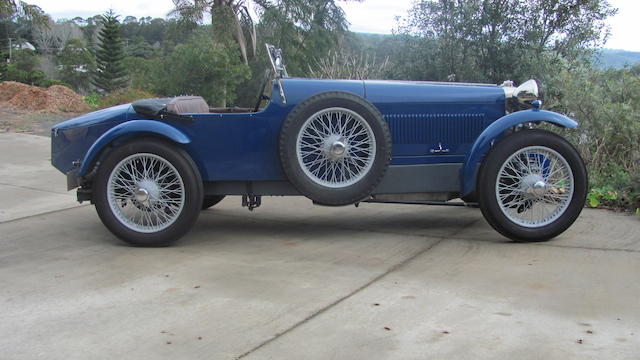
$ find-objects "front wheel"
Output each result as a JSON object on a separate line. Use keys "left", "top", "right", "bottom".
{"left": 478, "top": 129, "right": 587, "bottom": 242}
{"left": 93, "top": 138, "right": 203, "bottom": 247}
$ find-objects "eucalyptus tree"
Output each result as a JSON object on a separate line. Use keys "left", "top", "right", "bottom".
{"left": 0, "top": 0, "right": 48, "bottom": 53}
{"left": 253, "top": 0, "right": 363, "bottom": 76}
{"left": 401, "top": 0, "right": 617, "bottom": 83}
{"left": 170, "top": 0, "right": 363, "bottom": 70}
{"left": 0, "top": 0, "right": 48, "bottom": 27}
{"left": 170, "top": 0, "right": 256, "bottom": 64}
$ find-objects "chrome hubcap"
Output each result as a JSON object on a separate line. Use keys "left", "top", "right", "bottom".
{"left": 496, "top": 146, "right": 574, "bottom": 228}
{"left": 324, "top": 134, "right": 347, "bottom": 160}
{"left": 331, "top": 141, "right": 346, "bottom": 156}
{"left": 529, "top": 180, "right": 547, "bottom": 197}
{"left": 134, "top": 187, "right": 150, "bottom": 203}
{"left": 521, "top": 174, "right": 547, "bottom": 197}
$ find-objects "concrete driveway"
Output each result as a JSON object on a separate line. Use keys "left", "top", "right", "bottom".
{"left": 1, "top": 132, "right": 639, "bottom": 359}
{"left": 0, "top": 133, "right": 81, "bottom": 222}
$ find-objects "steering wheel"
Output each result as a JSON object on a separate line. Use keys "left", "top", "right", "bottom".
{"left": 254, "top": 69, "right": 272, "bottom": 112}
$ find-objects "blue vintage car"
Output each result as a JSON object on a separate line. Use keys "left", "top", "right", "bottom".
{"left": 51, "top": 45, "right": 587, "bottom": 246}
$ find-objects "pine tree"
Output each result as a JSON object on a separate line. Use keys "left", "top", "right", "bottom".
{"left": 92, "top": 10, "right": 128, "bottom": 92}
{"left": 0, "top": 52, "right": 7, "bottom": 81}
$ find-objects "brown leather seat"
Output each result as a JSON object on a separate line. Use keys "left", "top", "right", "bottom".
{"left": 166, "top": 96, "right": 209, "bottom": 114}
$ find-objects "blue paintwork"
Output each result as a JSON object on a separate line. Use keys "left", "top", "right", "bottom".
{"left": 77, "top": 120, "right": 192, "bottom": 176}
{"left": 50, "top": 77, "right": 578, "bottom": 197}
{"left": 365, "top": 80, "right": 505, "bottom": 158}
{"left": 51, "top": 104, "right": 131, "bottom": 174}
{"left": 460, "top": 108, "right": 578, "bottom": 197}
{"left": 54, "top": 103, "right": 132, "bottom": 130}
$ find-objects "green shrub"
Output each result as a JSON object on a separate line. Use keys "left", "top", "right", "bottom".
{"left": 543, "top": 62, "right": 640, "bottom": 214}
{"left": 586, "top": 164, "right": 640, "bottom": 213}
{"left": 150, "top": 29, "right": 250, "bottom": 107}
{"left": 38, "top": 79, "right": 72, "bottom": 88}
{"left": 97, "top": 88, "right": 156, "bottom": 108}
{"left": 83, "top": 93, "right": 101, "bottom": 110}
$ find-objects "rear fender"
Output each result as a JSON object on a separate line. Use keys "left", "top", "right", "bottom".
{"left": 77, "top": 120, "right": 191, "bottom": 177}
{"left": 460, "top": 109, "right": 578, "bottom": 197}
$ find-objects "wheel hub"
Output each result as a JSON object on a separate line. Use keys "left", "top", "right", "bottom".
{"left": 324, "top": 135, "right": 347, "bottom": 161}
{"left": 331, "top": 141, "right": 346, "bottom": 156}
{"left": 522, "top": 174, "right": 547, "bottom": 198}
{"left": 134, "top": 188, "right": 150, "bottom": 202}
{"left": 135, "top": 179, "right": 160, "bottom": 206}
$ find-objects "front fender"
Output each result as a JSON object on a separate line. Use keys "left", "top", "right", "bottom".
{"left": 78, "top": 120, "right": 191, "bottom": 176}
{"left": 460, "top": 109, "right": 578, "bottom": 197}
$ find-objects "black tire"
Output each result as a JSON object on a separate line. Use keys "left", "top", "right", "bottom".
{"left": 93, "top": 138, "right": 203, "bottom": 247}
{"left": 202, "top": 195, "right": 225, "bottom": 210}
{"left": 478, "top": 129, "right": 587, "bottom": 242}
{"left": 279, "top": 91, "right": 391, "bottom": 205}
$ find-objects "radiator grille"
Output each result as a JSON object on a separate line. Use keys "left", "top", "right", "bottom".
{"left": 384, "top": 113, "right": 485, "bottom": 144}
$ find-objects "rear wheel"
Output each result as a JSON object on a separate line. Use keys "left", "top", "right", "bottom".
{"left": 93, "top": 138, "right": 203, "bottom": 246}
{"left": 478, "top": 129, "right": 587, "bottom": 242}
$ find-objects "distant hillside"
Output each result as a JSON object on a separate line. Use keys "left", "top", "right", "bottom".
{"left": 353, "top": 33, "right": 640, "bottom": 70}
{"left": 595, "top": 49, "right": 640, "bottom": 69}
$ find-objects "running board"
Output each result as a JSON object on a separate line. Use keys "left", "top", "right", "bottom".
{"left": 362, "top": 199, "right": 479, "bottom": 207}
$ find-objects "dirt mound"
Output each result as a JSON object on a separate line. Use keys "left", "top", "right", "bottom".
{"left": 7, "top": 87, "right": 52, "bottom": 111}
{"left": 0, "top": 81, "right": 30, "bottom": 102}
{"left": 0, "top": 81, "right": 89, "bottom": 113}
{"left": 45, "top": 85, "right": 90, "bottom": 113}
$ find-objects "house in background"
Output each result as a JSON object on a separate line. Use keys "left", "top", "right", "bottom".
{"left": 13, "top": 41, "right": 36, "bottom": 51}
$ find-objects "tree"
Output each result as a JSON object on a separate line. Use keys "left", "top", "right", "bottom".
{"left": 400, "top": 0, "right": 617, "bottom": 83}
{"left": 0, "top": 0, "right": 48, "bottom": 54}
{"left": 124, "top": 35, "right": 158, "bottom": 58}
{"left": 0, "top": 0, "right": 48, "bottom": 28}
{"left": 32, "top": 19, "right": 83, "bottom": 55}
{"left": 76, "top": 15, "right": 103, "bottom": 51}
{"left": 170, "top": 0, "right": 256, "bottom": 64}
{"left": 151, "top": 28, "right": 250, "bottom": 106}
{"left": 58, "top": 38, "right": 95, "bottom": 93}
{"left": 255, "top": 0, "right": 361, "bottom": 75}
{"left": 92, "top": 10, "right": 128, "bottom": 92}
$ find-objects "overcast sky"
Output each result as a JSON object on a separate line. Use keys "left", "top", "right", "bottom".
{"left": 28, "top": 0, "right": 640, "bottom": 52}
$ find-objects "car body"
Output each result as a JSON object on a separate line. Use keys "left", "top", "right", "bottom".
{"left": 51, "top": 45, "right": 587, "bottom": 246}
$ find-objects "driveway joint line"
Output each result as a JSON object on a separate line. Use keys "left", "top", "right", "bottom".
{"left": 0, "top": 182, "right": 71, "bottom": 195}
{"left": 533, "top": 242, "right": 640, "bottom": 253}
{"left": 0, "top": 204, "right": 88, "bottom": 224}
{"left": 234, "top": 238, "right": 444, "bottom": 359}
{"left": 234, "top": 219, "right": 480, "bottom": 359}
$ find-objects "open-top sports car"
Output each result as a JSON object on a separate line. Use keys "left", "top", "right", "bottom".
{"left": 51, "top": 45, "right": 587, "bottom": 246}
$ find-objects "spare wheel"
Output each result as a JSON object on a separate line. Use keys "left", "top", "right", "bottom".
{"left": 279, "top": 91, "right": 391, "bottom": 206}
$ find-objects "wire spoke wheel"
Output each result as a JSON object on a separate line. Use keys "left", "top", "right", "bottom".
{"left": 280, "top": 92, "right": 391, "bottom": 206}
{"left": 296, "top": 107, "right": 376, "bottom": 188}
{"left": 496, "top": 146, "right": 574, "bottom": 228}
{"left": 107, "top": 153, "right": 185, "bottom": 233}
